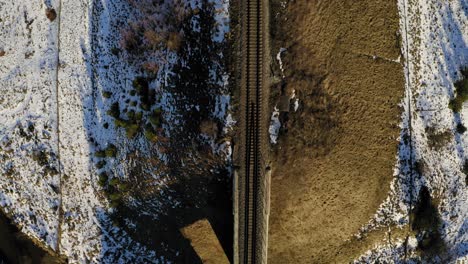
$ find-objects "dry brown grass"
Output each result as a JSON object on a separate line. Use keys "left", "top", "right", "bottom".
{"left": 267, "top": 1, "right": 405, "bottom": 263}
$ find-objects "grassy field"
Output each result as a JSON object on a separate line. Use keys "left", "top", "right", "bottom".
{"left": 267, "top": 1, "right": 405, "bottom": 262}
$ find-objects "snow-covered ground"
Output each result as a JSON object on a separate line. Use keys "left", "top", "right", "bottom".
{"left": 0, "top": 0, "right": 61, "bottom": 250}
{"left": 356, "top": 0, "right": 468, "bottom": 262}
{"left": 0, "top": 0, "right": 231, "bottom": 262}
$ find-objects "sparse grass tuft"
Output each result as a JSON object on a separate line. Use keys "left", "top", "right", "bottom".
{"left": 144, "top": 124, "right": 159, "bottom": 142}
{"left": 449, "top": 68, "right": 468, "bottom": 113}
{"left": 102, "top": 91, "right": 112, "bottom": 98}
{"left": 95, "top": 144, "right": 118, "bottom": 158}
{"left": 96, "top": 160, "right": 107, "bottom": 169}
{"left": 426, "top": 128, "right": 452, "bottom": 150}
{"left": 98, "top": 173, "right": 108, "bottom": 187}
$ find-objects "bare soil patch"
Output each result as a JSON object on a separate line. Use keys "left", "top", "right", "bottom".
{"left": 267, "top": 1, "right": 405, "bottom": 263}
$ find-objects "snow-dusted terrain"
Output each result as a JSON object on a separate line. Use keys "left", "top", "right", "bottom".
{"left": 0, "top": 0, "right": 231, "bottom": 262}
{"left": 356, "top": 0, "right": 468, "bottom": 262}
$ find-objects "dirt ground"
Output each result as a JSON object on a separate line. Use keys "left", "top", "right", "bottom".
{"left": 267, "top": 1, "right": 405, "bottom": 263}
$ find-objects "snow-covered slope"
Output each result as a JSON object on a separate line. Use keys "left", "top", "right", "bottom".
{"left": 0, "top": 0, "right": 231, "bottom": 262}
{"left": 356, "top": 0, "right": 468, "bottom": 262}
{"left": 0, "top": 0, "right": 61, "bottom": 250}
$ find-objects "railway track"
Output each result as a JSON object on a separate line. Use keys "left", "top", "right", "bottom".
{"left": 240, "top": 0, "right": 264, "bottom": 263}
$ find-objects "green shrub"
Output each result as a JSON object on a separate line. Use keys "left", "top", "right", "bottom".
{"left": 449, "top": 68, "right": 468, "bottom": 113}
{"left": 105, "top": 144, "right": 117, "bottom": 157}
{"left": 109, "top": 192, "right": 122, "bottom": 202}
{"left": 102, "top": 91, "right": 112, "bottom": 98}
{"left": 149, "top": 109, "right": 162, "bottom": 127}
{"left": 119, "top": 182, "right": 129, "bottom": 192}
{"left": 125, "top": 124, "right": 139, "bottom": 138}
{"left": 96, "top": 160, "right": 107, "bottom": 169}
{"left": 127, "top": 110, "right": 135, "bottom": 120}
{"left": 144, "top": 127, "right": 158, "bottom": 142}
{"left": 96, "top": 144, "right": 118, "bottom": 158}
{"left": 135, "top": 111, "right": 143, "bottom": 122}
{"left": 109, "top": 177, "right": 120, "bottom": 187}
{"left": 107, "top": 102, "right": 120, "bottom": 118}
{"left": 98, "top": 173, "right": 108, "bottom": 187}
{"left": 114, "top": 119, "right": 126, "bottom": 128}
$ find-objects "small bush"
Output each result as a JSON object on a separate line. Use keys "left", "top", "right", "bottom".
{"left": 135, "top": 111, "right": 143, "bottom": 122}
{"left": 96, "top": 160, "right": 107, "bottom": 169}
{"left": 107, "top": 102, "right": 120, "bottom": 119}
{"left": 132, "top": 77, "right": 148, "bottom": 94}
{"left": 149, "top": 109, "right": 162, "bottom": 127}
{"left": 109, "top": 177, "right": 120, "bottom": 187}
{"left": 449, "top": 68, "right": 468, "bottom": 113}
{"left": 118, "top": 182, "right": 129, "bottom": 192}
{"left": 127, "top": 110, "right": 136, "bottom": 120}
{"left": 144, "top": 126, "right": 158, "bottom": 142}
{"left": 32, "top": 150, "right": 49, "bottom": 167}
{"left": 105, "top": 144, "right": 117, "bottom": 157}
{"left": 103, "top": 91, "right": 112, "bottom": 98}
{"left": 108, "top": 192, "right": 122, "bottom": 202}
{"left": 98, "top": 173, "right": 108, "bottom": 187}
{"left": 426, "top": 128, "right": 452, "bottom": 150}
{"left": 95, "top": 144, "right": 118, "bottom": 158}
{"left": 125, "top": 124, "right": 139, "bottom": 138}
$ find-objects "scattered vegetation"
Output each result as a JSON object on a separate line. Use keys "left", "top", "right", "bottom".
{"left": 120, "top": 0, "right": 188, "bottom": 56}
{"left": 449, "top": 68, "right": 468, "bottom": 113}
{"left": 98, "top": 173, "right": 108, "bottom": 187}
{"left": 95, "top": 144, "right": 118, "bottom": 158}
{"left": 144, "top": 124, "right": 158, "bottom": 142}
{"left": 107, "top": 82, "right": 162, "bottom": 141}
{"left": 32, "top": 149, "right": 58, "bottom": 175}
{"left": 101, "top": 176, "right": 131, "bottom": 208}
{"left": 426, "top": 128, "right": 452, "bottom": 150}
